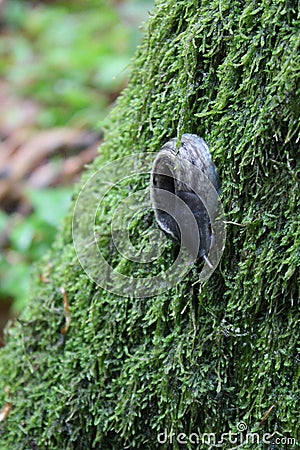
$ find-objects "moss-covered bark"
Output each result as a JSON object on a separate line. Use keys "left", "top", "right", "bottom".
{"left": 0, "top": 0, "right": 299, "bottom": 448}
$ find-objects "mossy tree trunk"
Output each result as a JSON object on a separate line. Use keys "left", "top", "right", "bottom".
{"left": 0, "top": 1, "right": 299, "bottom": 449}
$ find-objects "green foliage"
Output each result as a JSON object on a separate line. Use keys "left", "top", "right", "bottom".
{"left": 0, "top": 0, "right": 299, "bottom": 449}
{"left": 0, "top": 188, "right": 73, "bottom": 311}
{"left": 1, "top": 0, "right": 153, "bottom": 128}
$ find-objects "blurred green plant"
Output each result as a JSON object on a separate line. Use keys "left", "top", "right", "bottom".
{"left": 1, "top": 0, "right": 153, "bottom": 128}
{"left": 0, "top": 188, "right": 73, "bottom": 312}
{"left": 0, "top": 0, "right": 153, "bottom": 314}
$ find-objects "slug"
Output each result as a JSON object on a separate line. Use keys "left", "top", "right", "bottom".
{"left": 150, "top": 134, "right": 221, "bottom": 268}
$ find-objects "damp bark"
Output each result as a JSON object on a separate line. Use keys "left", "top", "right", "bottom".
{"left": 0, "top": 1, "right": 299, "bottom": 449}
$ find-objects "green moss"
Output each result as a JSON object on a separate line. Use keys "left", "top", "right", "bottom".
{"left": 0, "top": 0, "right": 299, "bottom": 448}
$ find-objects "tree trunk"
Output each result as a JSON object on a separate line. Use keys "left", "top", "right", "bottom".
{"left": 0, "top": 1, "right": 299, "bottom": 448}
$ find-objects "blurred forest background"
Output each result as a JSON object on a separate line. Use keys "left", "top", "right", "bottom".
{"left": 0, "top": 0, "right": 153, "bottom": 344}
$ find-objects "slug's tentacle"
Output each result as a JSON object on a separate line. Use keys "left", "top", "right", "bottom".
{"left": 150, "top": 134, "right": 220, "bottom": 268}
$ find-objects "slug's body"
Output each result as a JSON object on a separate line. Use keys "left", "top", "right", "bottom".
{"left": 150, "top": 134, "right": 220, "bottom": 268}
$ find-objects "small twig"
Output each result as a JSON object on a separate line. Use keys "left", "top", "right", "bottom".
{"left": 222, "top": 220, "right": 246, "bottom": 227}
{"left": 0, "top": 387, "right": 12, "bottom": 422}
{"left": 39, "top": 264, "right": 52, "bottom": 283}
{"left": 60, "top": 287, "right": 71, "bottom": 335}
{"left": 203, "top": 254, "right": 214, "bottom": 269}
{"left": 259, "top": 400, "right": 278, "bottom": 427}
{"left": 0, "top": 402, "right": 12, "bottom": 422}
